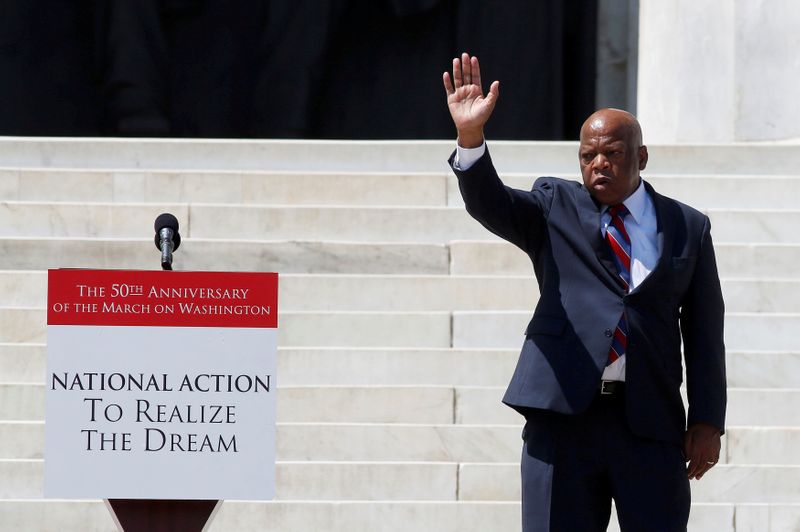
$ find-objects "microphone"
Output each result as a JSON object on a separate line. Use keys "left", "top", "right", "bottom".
{"left": 154, "top": 213, "right": 181, "bottom": 270}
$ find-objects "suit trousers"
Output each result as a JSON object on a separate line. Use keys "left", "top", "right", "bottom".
{"left": 521, "top": 392, "right": 690, "bottom": 532}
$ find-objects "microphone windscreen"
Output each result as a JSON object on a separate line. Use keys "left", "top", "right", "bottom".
{"left": 154, "top": 213, "right": 180, "bottom": 233}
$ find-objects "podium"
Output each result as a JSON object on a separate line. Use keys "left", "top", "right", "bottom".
{"left": 44, "top": 269, "right": 279, "bottom": 530}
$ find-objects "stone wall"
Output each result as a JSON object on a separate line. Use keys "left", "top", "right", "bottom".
{"left": 637, "top": 0, "right": 800, "bottom": 142}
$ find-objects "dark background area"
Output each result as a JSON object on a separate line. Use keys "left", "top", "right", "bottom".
{"left": 0, "top": 0, "right": 598, "bottom": 140}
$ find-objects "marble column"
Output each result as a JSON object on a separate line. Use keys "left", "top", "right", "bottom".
{"left": 637, "top": 0, "right": 800, "bottom": 142}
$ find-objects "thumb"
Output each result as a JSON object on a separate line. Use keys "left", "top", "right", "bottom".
{"left": 485, "top": 81, "right": 500, "bottom": 106}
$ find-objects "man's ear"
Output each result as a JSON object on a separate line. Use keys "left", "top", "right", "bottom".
{"left": 638, "top": 146, "right": 648, "bottom": 171}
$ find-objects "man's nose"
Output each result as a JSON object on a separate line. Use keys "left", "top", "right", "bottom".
{"left": 592, "top": 154, "right": 610, "bottom": 170}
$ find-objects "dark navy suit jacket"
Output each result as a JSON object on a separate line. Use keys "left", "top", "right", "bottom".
{"left": 451, "top": 149, "right": 726, "bottom": 445}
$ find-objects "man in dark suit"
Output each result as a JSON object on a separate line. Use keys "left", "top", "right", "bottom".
{"left": 442, "top": 54, "right": 726, "bottom": 531}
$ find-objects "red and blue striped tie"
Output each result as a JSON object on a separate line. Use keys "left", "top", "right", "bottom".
{"left": 606, "top": 204, "right": 631, "bottom": 364}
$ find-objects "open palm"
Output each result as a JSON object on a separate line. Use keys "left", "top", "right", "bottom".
{"left": 443, "top": 54, "right": 499, "bottom": 139}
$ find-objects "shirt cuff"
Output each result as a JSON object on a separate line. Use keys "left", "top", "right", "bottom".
{"left": 453, "top": 141, "right": 486, "bottom": 170}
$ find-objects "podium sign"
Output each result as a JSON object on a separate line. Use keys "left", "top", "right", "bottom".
{"left": 44, "top": 269, "right": 278, "bottom": 500}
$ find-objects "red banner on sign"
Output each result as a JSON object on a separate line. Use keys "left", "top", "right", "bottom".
{"left": 48, "top": 269, "right": 278, "bottom": 328}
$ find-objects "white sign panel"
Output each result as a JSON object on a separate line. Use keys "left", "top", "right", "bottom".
{"left": 45, "top": 269, "right": 278, "bottom": 500}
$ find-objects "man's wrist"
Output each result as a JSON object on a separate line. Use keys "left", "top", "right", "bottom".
{"left": 457, "top": 128, "right": 484, "bottom": 149}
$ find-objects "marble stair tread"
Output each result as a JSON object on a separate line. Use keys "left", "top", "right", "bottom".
{"left": 4, "top": 168, "right": 799, "bottom": 218}
{"left": 453, "top": 386, "right": 800, "bottom": 427}
{"left": 2, "top": 345, "right": 519, "bottom": 387}
{"left": 0, "top": 459, "right": 458, "bottom": 501}
{"left": 0, "top": 238, "right": 449, "bottom": 273}
{"left": 0, "top": 423, "right": 525, "bottom": 464}
{"left": 0, "top": 385, "right": 457, "bottom": 425}
{"left": 5, "top": 271, "right": 799, "bottom": 313}
{"left": 0, "top": 306, "right": 797, "bottom": 350}
{"left": 0, "top": 238, "right": 791, "bottom": 279}
{"left": 3, "top": 202, "right": 800, "bottom": 244}
{"left": 2, "top": 459, "right": 800, "bottom": 505}
{"left": 3, "top": 168, "right": 799, "bottom": 208}
{"left": 5, "top": 345, "right": 799, "bottom": 389}
{"left": 452, "top": 310, "right": 800, "bottom": 352}
{"left": 2, "top": 500, "right": 798, "bottom": 532}
{"left": 0, "top": 169, "right": 449, "bottom": 206}
{"left": 446, "top": 174, "right": 800, "bottom": 209}
{"left": 0, "top": 500, "right": 516, "bottom": 532}
{"left": 450, "top": 240, "right": 800, "bottom": 277}
{"left": 0, "top": 423, "right": 798, "bottom": 466}
{"left": 188, "top": 205, "right": 800, "bottom": 244}
{"left": 3, "top": 138, "right": 800, "bottom": 175}
{"left": 0, "top": 308, "right": 453, "bottom": 347}
{"left": 6, "top": 500, "right": 799, "bottom": 532}
{"left": 457, "top": 463, "right": 800, "bottom": 504}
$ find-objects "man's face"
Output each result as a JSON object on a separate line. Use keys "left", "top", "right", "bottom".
{"left": 579, "top": 115, "right": 647, "bottom": 206}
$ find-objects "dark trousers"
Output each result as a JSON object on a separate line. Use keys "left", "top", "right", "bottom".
{"left": 520, "top": 392, "right": 690, "bottom": 532}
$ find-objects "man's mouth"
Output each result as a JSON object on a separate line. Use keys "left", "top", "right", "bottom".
{"left": 593, "top": 175, "right": 611, "bottom": 187}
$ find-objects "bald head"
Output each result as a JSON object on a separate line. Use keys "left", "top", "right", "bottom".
{"left": 581, "top": 108, "right": 643, "bottom": 148}
{"left": 578, "top": 108, "right": 648, "bottom": 205}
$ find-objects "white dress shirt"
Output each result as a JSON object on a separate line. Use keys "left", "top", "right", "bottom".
{"left": 455, "top": 141, "right": 659, "bottom": 381}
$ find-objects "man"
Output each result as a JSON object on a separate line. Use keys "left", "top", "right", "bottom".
{"left": 443, "top": 53, "right": 726, "bottom": 531}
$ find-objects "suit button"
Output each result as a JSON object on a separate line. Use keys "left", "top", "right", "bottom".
{"left": 604, "top": 329, "right": 613, "bottom": 338}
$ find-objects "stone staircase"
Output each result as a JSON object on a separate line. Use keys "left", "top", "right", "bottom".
{"left": 0, "top": 138, "right": 798, "bottom": 531}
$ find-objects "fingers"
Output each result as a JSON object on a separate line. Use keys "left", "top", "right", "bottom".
{"left": 453, "top": 57, "right": 463, "bottom": 89}
{"left": 461, "top": 52, "right": 472, "bottom": 86}
{"left": 683, "top": 426, "right": 720, "bottom": 480}
{"left": 450, "top": 53, "right": 481, "bottom": 90}
{"left": 443, "top": 72, "right": 454, "bottom": 95}
{"left": 688, "top": 455, "right": 716, "bottom": 480}
{"left": 684, "top": 430, "right": 701, "bottom": 479}
{"left": 471, "top": 56, "right": 482, "bottom": 92}
{"left": 694, "top": 459, "right": 716, "bottom": 480}
{"left": 686, "top": 454, "right": 703, "bottom": 480}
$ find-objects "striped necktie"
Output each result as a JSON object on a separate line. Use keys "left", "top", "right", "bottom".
{"left": 606, "top": 204, "right": 631, "bottom": 364}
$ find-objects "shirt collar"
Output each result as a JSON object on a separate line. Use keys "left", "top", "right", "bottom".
{"left": 605, "top": 178, "right": 646, "bottom": 223}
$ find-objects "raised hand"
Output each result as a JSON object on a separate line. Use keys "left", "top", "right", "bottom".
{"left": 443, "top": 53, "right": 500, "bottom": 148}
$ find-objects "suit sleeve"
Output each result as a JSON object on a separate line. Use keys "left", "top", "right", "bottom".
{"left": 680, "top": 216, "right": 727, "bottom": 433}
{"left": 449, "top": 147, "right": 551, "bottom": 253}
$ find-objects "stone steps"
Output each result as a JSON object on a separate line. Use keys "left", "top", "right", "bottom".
{"left": 451, "top": 311, "right": 800, "bottom": 352}
{"left": 3, "top": 344, "right": 798, "bottom": 389}
{"left": 3, "top": 271, "right": 800, "bottom": 313}
{"left": 2, "top": 459, "right": 799, "bottom": 504}
{"left": 8, "top": 499, "right": 795, "bottom": 532}
{"left": 0, "top": 238, "right": 449, "bottom": 273}
{"left": 1, "top": 137, "right": 798, "bottom": 530}
{"left": 0, "top": 306, "right": 798, "bottom": 350}
{"left": 1, "top": 422, "right": 798, "bottom": 464}
{"left": 1, "top": 459, "right": 459, "bottom": 501}
{"left": 0, "top": 308, "right": 454, "bottom": 347}
{"left": 0, "top": 169, "right": 451, "bottom": 206}
{"left": 454, "top": 174, "right": 800, "bottom": 210}
{"left": 0, "top": 238, "right": 795, "bottom": 279}
{"left": 4, "top": 168, "right": 800, "bottom": 209}
{"left": 450, "top": 241, "right": 800, "bottom": 278}
{"left": 2, "top": 138, "right": 799, "bottom": 175}
{"left": 1, "top": 202, "right": 799, "bottom": 244}
{"left": 461, "top": 463, "right": 800, "bottom": 504}
{"left": 3, "top": 383, "right": 800, "bottom": 427}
